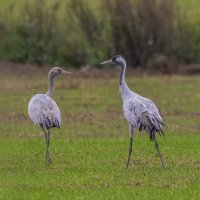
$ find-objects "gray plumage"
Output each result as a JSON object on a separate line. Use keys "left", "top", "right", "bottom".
{"left": 28, "top": 67, "right": 70, "bottom": 163}
{"left": 101, "top": 55, "right": 165, "bottom": 170}
{"left": 28, "top": 94, "right": 61, "bottom": 129}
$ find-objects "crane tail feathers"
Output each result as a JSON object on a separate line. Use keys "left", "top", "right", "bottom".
{"left": 39, "top": 118, "right": 60, "bottom": 129}
{"left": 53, "top": 119, "right": 60, "bottom": 128}
{"left": 155, "top": 118, "right": 167, "bottom": 128}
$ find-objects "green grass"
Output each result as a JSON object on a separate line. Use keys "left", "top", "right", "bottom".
{"left": 0, "top": 68, "right": 200, "bottom": 199}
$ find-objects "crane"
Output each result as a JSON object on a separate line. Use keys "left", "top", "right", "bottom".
{"left": 28, "top": 67, "right": 71, "bottom": 163}
{"left": 100, "top": 55, "right": 165, "bottom": 170}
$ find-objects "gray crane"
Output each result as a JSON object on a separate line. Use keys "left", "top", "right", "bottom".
{"left": 101, "top": 55, "right": 165, "bottom": 170}
{"left": 28, "top": 67, "right": 70, "bottom": 163}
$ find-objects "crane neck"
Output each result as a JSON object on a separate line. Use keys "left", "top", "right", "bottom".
{"left": 119, "top": 61, "right": 132, "bottom": 99}
{"left": 119, "top": 61, "right": 126, "bottom": 86}
{"left": 46, "top": 78, "right": 54, "bottom": 98}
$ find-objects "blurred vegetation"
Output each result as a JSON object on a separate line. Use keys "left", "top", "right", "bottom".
{"left": 0, "top": 0, "right": 200, "bottom": 67}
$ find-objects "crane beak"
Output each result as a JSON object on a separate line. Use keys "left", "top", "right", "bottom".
{"left": 100, "top": 59, "right": 113, "bottom": 65}
{"left": 61, "top": 69, "right": 71, "bottom": 74}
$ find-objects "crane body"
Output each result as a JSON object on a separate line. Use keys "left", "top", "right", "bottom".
{"left": 28, "top": 94, "right": 61, "bottom": 129}
{"left": 28, "top": 67, "right": 70, "bottom": 163}
{"left": 101, "top": 55, "right": 165, "bottom": 170}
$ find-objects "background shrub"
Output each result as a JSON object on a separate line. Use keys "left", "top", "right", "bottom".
{"left": 0, "top": 0, "right": 199, "bottom": 68}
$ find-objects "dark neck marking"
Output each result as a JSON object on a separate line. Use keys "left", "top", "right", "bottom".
{"left": 119, "top": 62, "right": 126, "bottom": 86}
{"left": 47, "top": 78, "right": 54, "bottom": 98}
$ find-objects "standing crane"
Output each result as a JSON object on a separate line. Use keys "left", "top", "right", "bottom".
{"left": 101, "top": 55, "right": 165, "bottom": 170}
{"left": 28, "top": 67, "right": 71, "bottom": 163}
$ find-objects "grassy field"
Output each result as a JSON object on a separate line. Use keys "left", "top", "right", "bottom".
{"left": 0, "top": 63, "right": 200, "bottom": 199}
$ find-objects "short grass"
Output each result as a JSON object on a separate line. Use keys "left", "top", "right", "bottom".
{"left": 0, "top": 66, "right": 200, "bottom": 199}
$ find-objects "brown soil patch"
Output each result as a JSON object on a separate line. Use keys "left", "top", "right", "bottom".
{"left": 0, "top": 61, "right": 144, "bottom": 79}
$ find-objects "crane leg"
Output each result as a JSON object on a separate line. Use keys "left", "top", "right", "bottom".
{"left": 154, "top": 137, "right": 165, "bottom": 168}
{"left": 46, "top": 129, "right": 51, "bottom": 164}
{"left": 126, "top": 125, "right": 133, "bottom": 171}
{"left": 44, "top": 130, "right": 50, "bottom": 164}
{"left": 42, "top": 127, "right": 51, "bottom": 164}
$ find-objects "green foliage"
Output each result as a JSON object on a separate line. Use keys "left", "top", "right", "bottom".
{"left": 0, "top": 0, "right": 200, "bottom": 67}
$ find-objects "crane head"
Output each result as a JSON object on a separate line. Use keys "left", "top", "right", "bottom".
{"left": 48, "top": 67, "right": 71, "bottom": 80}
{"left": 100, "top": 55, "right": 126, "bottom": 66}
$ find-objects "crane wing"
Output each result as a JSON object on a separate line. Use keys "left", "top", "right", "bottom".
{"left": 28, "top": 94, "right": 61, "bottom": 129}
{"left": 123, "top": 96, "right": 165, "bottom": 139}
